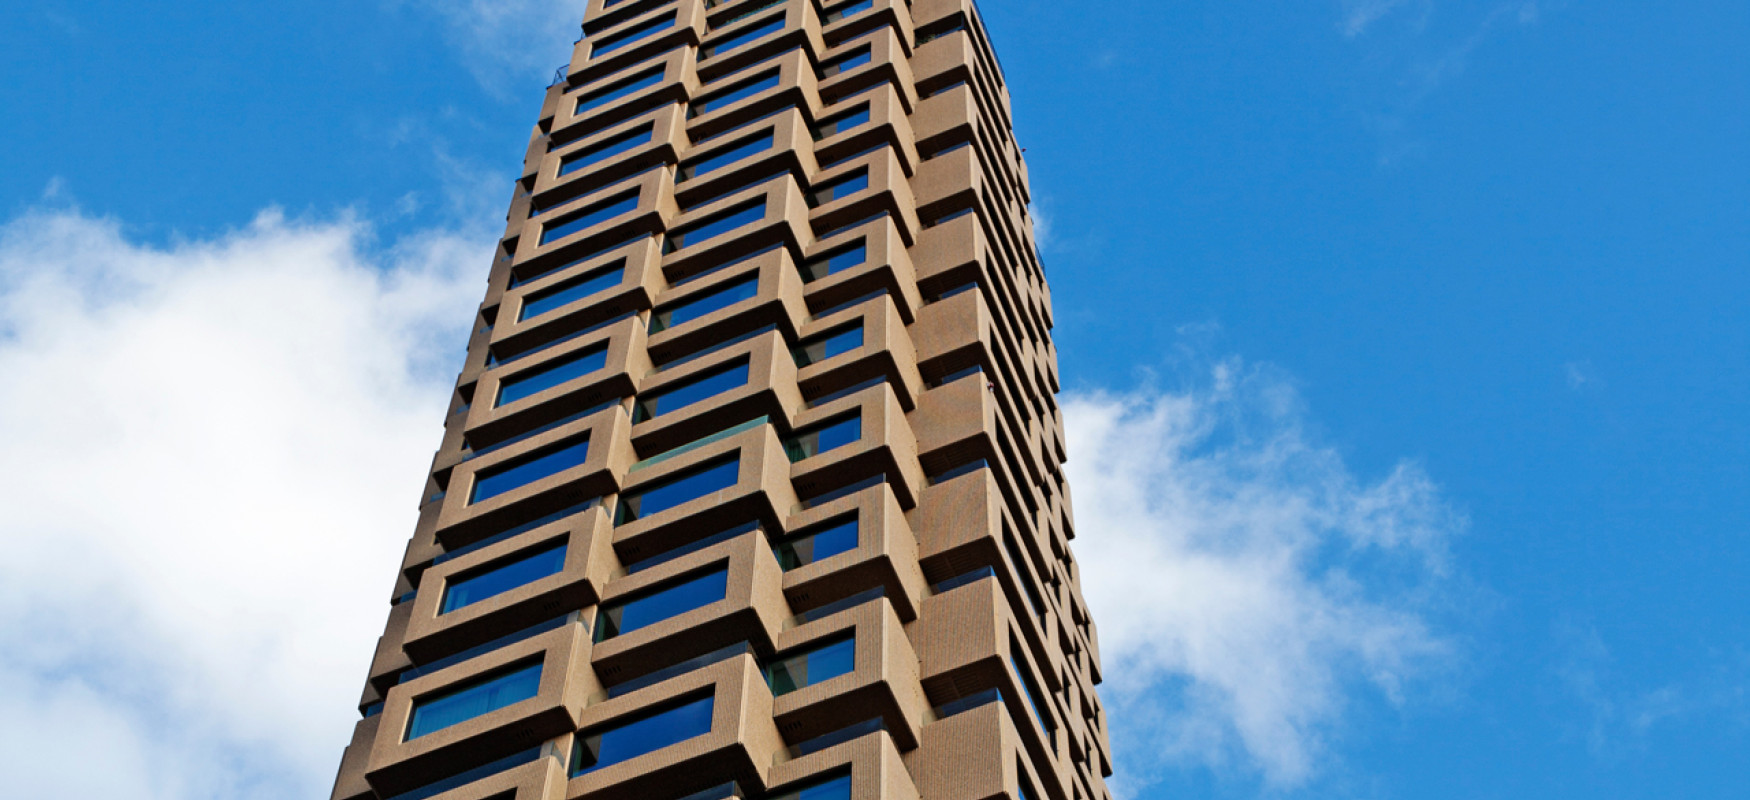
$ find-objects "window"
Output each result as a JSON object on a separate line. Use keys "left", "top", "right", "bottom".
{"left": 770, "top": 773, "right": 852, "bottom": 800}
{"left": 765, "top": 637, "right": 855, "bottom": 696}
{"left": 822, "top": 0, "right": 874, "bottom": 24}
{"left": 592, "top": 13, "right": 676, "bottom": 57}
{"left": 806, "top": 170, "right": 869, "bottom": 207}
{"left": 405, "top": 661, "right": 542, "bottom": 740}
{"left": 677, "top": 132, "right": 774, "bottom": 182}
{"left": 771, "top": 516, "right": 858, "bottom": 570}
{"left": 799, "top": 242, "right": 866, "bottom": 282}
{"left": 495, "top": 347, "right": 608, "bottom": 407}
{"left": 571, "top": 695, "right": 714, "bottom": 775}
{"left": 819, "top": 47, "right": 871, "bottom": 79}
{"left": 700, "top": 15, "right": 786, "bottom": 59}
{"left": 441, "top": 541, "right": 568, "bottom": 614}
{"left": 559, "top": 126, "right": 652, "bottom": 177}
{"left": 812, "top": 105, "right": 870, "bottom": 140}
{"left": 540, "top": 192, "right": 641, "bottom": 246}
{"left": 650, "top": 278, "right": 758, "bottom": 333}
{"left": 634, "top": 361, "right": 751, "bottom": 422}
{"left": 615, "top": 455, "right": 742, "bottom": 525}
{"left": 1009, "top": 652, "right": 1056, "bottom": 735}
{"left": 1017, "top": 773, "right": 1042, "bottom": 800}
{"left": 712, "top": 0, "right": 783, "bottom": 28}
{"left": 575, "top": 68, "right": 665, "bottom": 116}
{"left": 594, "top": 569, "right": 729, "bottom": 641}
{"left": 471, "top": 436, "right": 591, "bottom": 504}
{"left": 519, "top": 261, "right": 625, "bottom": 321}
{"left": 690, "top": 71, "right": 781, "bottom": 117}
{"left": 783, "top": 415, "right": 860, "bottom": 462}
{"left": 793, "top": 324, "right": 862, "bottom": 367}
{"left": 663, "top": 201, "right": 766, "bottom": 253}
{"left": 915, "top": 18, "right": 965, "bottom": 46}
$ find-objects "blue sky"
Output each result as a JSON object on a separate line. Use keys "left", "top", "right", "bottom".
{"left": 1, "top": 2, "right": 1746, "bottom": 799}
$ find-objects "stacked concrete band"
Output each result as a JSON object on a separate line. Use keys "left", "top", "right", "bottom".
{"left": 329, "top": 2, "right": 1112, "bottom": 800}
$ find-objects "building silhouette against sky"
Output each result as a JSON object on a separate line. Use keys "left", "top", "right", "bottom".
{"left": 329, "top": 2, "right": 1111, "bottom": 799}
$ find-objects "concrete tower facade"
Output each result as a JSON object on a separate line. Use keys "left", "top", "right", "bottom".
{"left": 329, "top": 3, "right": 1112, "bottom": 800}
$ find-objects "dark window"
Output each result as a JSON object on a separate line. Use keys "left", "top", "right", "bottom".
{"left": 575, "top": 68, "right": 666, "bottom": 116}
{"left": 765, "top": 636, "right": 855, "bottom": 696}
{"left": 592, "top": 13, "right": 676, "bottom": 57}
{"left": 570, "top": 695, "right": 715, "bottom": 775}
{"left": 1009, "top": 651, "right": 1056, "bottom": 734}
{"left": 595, "top": 569, "right": 729, "bottom": 641}
{"left": 471, "top": 436, "right": 591, "bottom": 504}
{"left": 650, "top": 278, "right": 758, "bottom": 333}
{"left": 678, "top": 132, "right": 774, "bottom": 182}
{"left": 700, "top": 15, "right": 786, "bottom": 59}
{"left": 793, "top": 324, "right": 863, "bottom": 367}
{"left": 495, "top": 347, "right": 609, "bottom": 407}
{"left": 822, "top": 0, "right": 874, "bottom": 24}
{"left": 405, "top": 661, "right": 542, "bottom": 740}
{"left": 806, "top": 170, "right": 869, "bottom": 207}
{"left": 441, "top": 542, "right": 568, "bottom": 614}
{"left": 634, "top": 361, "right": 751, "bottom": 422}
{"left": 690, "top": 71, "right": 782, "bottom": 117}
{"left": 772, "top": 516, "right": 858, "bottom": 570}
{"left": 519, "top": 261, "right": 625, "bottom": 321}
{"left": 540, "top": 192, "right": 641, "bottom": 246}
{"left": 559, "top": 126, "right": 653, "bottom": 177}
{"left": 812, "top": 105, "right": 870, "bottom": 140}
{"left": 770, "top": 773, "right": 853, "bottom": 800}
{"left": 664, "top": 201, "right": 766, "bottom": 253}
{"left": 800, "top": 242, "right": 867, "bottom": 282}
{"left": 783, "top": 415, "right": 860, "bottom": 462}
{"left": 819, "top": 47, "right": 871, "bottom": 78}
{"left": 615, "top": 455, "right": 742, "bottom": 525}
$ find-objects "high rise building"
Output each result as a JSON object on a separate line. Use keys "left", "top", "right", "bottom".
{"left": 328, "top": 2, "right": 1111, "bottom": 800}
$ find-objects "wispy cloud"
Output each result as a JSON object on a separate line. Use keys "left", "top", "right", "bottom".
{"left": 1340, "top": 0, "right": 1419, "bottom": 37}
{"left": 1064, "top": 358, "right": 1465, "bottom": 789}
{"left": 0, "top": 205, "right": 484, "bottom": 799}
{"left": 397, "top": 0, "right": 590, "bottom": 89}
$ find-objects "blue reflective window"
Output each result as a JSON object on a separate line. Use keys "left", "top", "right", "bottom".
{"left": 519, "top": 262, "right": 625, "bottom": 321}
{"left": 541, "top": 192, "right": 641, "bottom": 246}
{"left": 793, "top": 324, "right": 863, "bottom": 367}
{"left": 559, "top": 126, "right": 652, "bottom": 177}
{"left": 800, "top": 242, "right": 867, "bottom": 282}
{"left": 712, "top": 0, "right": 783, "bottom": 28}
{"left": 650, "top": 278, "right": 758, "bottom": 333}
{"left": 634, "top": 361, "right": 751, "bottom": 422}
{"left": 406, "top": 661, "right": 542, "bottom": 740}
{"left": 806, "top": 170, "right": 869, "bottom": 207}
{"left": 690, "top": 71, "right": 782, "bottom": 117}
{"left": 664, "top": 201, "right": 766, "bottom": 254}
{"left": 772, "top": 516, "right": 858, "bottom": 570}
{"left": 701, "top": 15, "right": 786, "bottom": 59}
{"left": 495, "top": 347, "right": 609, "bottom": 407}
{"left": 441, "top": 542, "right": 568, "bottom": 614}
{"left": 771, "top": 774, "right": 852, "bottom": 800}
{"left": 593, "top": 13, "right": 675, "bottom": 56}
{"left": 783, "top": 415, "right": 860, "bottom": 462}
{"left": 1009, "top": 654, "right": 1056, "bottom": 734}
{"left": 765, "top": 637, "right": 855, "bottom": 696}
{"left": 471, "top": 436, "right": 591, "bottom": 504}
{"left": 678, "top": 133, "right": 774, "bottom": 183}
{"left": 813, "top": 105, "right": 870, "bottom": 140}
{"left": 615, "top": 455, "right": 741, "bottom": 525}
{"left": 571, "top": 695, "right": 714, "bottom": 775}
{"left": 822, "top": 0, "right": 874, "bottom": 24}
{"left": 575, "top": 68, "right": 666, "bottom": 115}
{"left": 595, "top": 569, "right": 729, "bottom": 640}
{"left": 819, "top": 47, "right": 871, "bottom": 78}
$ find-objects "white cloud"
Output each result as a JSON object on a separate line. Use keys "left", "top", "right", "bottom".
{"left": 1340, "top": 0, "right": 1415, "bottom": 37}
{"left": 402, "top": 0, "right": 590, "bottom": 88}
{"left": 0, "top": 206, "right": 485, "bottom": 799}
{"left": 1065, "top": 359, "right": 1463, "bottom": 789}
